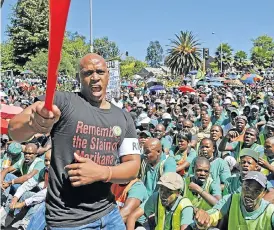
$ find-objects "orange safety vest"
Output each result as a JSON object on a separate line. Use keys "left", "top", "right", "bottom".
{"left": 111, "top": 178, "right": 140, "bottom": 208}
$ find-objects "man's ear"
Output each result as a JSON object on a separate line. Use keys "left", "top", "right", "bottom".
{"left": 255, "top": 163, "right": 261, "bottom": 171}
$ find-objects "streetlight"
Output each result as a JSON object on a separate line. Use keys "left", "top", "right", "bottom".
{"left": 89, "top": 0, "right": 93, "bottom": 52}
{"left": 212, "top": 32, "right": 223, "bottom": 73}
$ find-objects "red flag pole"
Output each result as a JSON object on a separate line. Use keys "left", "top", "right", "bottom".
{"left": 44, "top": 0, "right": 71, "bottom": 111}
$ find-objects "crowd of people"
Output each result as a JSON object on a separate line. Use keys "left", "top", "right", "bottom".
{"left": 1, "top": 53, "right": 274, "bottom": 230}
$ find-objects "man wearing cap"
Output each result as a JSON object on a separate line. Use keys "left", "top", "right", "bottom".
{"left": 248, "top": 105, "right": 266, "bottom": 129}
{"left": 211, "top": 106, "right": 225, "bottom": 126}
{"left": 1, "top": 142, "right": 24, "bottom": 170}
{"left": 138, "top": 131, "right": 152, "bottom": 155}
{"left": 127, "top": 172, "right": 194, "bottom": 230}
{"left": 162, "top": 113, "right": 176, "bottom": 137}
{"left": 195, "top": 114, "right": 212, "bottom": 143}
{"left": 223, "top": 148, "right": 273, "bottom": 197}
{"left": 195, "top": 171, "right": 274, "bottom": 229}
{"left": 154, "top": 124, "right": 173, "bottom": 157}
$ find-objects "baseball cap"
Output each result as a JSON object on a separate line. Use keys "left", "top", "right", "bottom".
{"left": 139, "top": 130, "right": 152, "bottom": 138}
{"left": 243, "top": 171, "right": 267, "bottom": 188}
{"left": 240, "top": 148, "right": 259, "bottom": 162}
{"left": 149, "top": 119, "right": 158, "bottom": 127}
{"left": 201, "top": 102, "right": 210, "bottom": 107}
{"left": 226, "top": 92, "right": 234, "bottom": 99}
{"left": 169, "top": 98, "right": 176, "bottom": 104}
{"left": 155, "top": 99, "right": 162, "bottom": 104}
{"left": 157, "top": 172, "right": 184, "bottom": 191}
{"left": 140, "top": 117, "right": 151, "bottom": 124}
{"left": 231, "top": 101, "right": 239, "bottom": 108}
{"left": 251, "top": 105, "right": 259, "bottom": 111}
{"left": 7, "top": 142, "right": 22, "bottom": 155}
{"left": 223, "top": 99, "right": 232, "bottom": 105}
{"left": 137, "top": 103, "right": 144, "bottom": 108}
{"left": 235, "top": 115, "right": 247, "bottom": 123}
{"left": 162, "top": 113, "right": 172, "bottom": 120}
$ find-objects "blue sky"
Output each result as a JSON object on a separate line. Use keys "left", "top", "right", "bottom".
{"left": 1, "top": 0, "right": 274, "bottom": 61}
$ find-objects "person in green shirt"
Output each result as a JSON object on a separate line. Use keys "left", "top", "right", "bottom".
{"left": 223, "top": 148, "right": 274, "bottom": 202}
{"left": 127, "top": 172, "right": 194, "bottom": 230}
{"left": 195, "top": 171, "right": 274, "bottom": 230}
{"left": 0, "top": 143, "right": 44, "bottom": 202}
{"left": 188, "top": 138, "right": 231, "bottom": 189}
{"left": 171, "top": 130, "right": 197, "bottom": 176}
{"left": 219, "top": 127, "right": 264, "bottom": 162}
{"left": 248, "top": 105, "right": 266, "bottom": 130}
{"left": 258, "top": 120, "right": 274, "bottom": 145}
{"left": 140, "top": 138, "right": 176, "bottom": 197}
{"left": 184, "top": 157, "right": 222, "bottom": 211}
{"left": 1, "top": 142, "right": 24, "bottom": 170}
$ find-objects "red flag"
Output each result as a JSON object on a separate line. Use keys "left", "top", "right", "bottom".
{"left": 45, "top": 0, "right": 71, "bottom": 111}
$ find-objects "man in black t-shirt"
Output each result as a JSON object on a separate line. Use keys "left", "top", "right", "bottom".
{"left": 8, "top": 53, "right": 141, "bottom": 229}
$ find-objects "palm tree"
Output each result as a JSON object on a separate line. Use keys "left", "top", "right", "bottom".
{"left": 165, "top": 31, "right": 202, "bottom": 76}
{"left": 215, "top": 43, "right": 233, "bottom": 71}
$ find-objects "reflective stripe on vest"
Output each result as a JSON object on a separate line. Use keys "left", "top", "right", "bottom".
{"left": 228, "top": 193, "right": 274, "bottom": 230}
{"left": 111, "top": 178, "right": 140, "bottom": 208}
{"left": 183, "top": 177, "right": 213, "bottom": 211}
{"left": 155, "top": 195, "right": 193, "bottom": 230}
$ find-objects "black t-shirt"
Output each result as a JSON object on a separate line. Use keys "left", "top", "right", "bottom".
{"left": 37, "top": 92, "right": 139, "bottom": 227}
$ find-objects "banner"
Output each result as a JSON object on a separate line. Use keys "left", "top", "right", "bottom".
{"left": 106, "top": 60, "right": 121, "bottom": 100}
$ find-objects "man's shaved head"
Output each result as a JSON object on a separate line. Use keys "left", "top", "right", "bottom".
{"left": 144, "top": 138, "right": 161, "bottom": 151}
{"left": 25, "top": 143, "right": 38, "bottom": 153}
{"left": 195, "top": 157, "right": 210, "bottom": 168}
{"left": 79, "top": 53, "right": 107, "bottom": 70}
{"left": 267, "top": 136, "right": 274, "bottom": 144}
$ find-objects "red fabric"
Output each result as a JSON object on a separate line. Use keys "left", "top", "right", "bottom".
{"left": 0, "top": 104, "right": 23, "bottom": 119}
{"left": 1, "top": 119, "right": 8, "bottom": 134}
{"left": 178, "top": 86, "right": 196, "bottom": 93}
{"left": 45, "top": 0, "right": 71, "bottom": 111}
{"left": 43, "top": 170, "right": 49, "bottom": 189}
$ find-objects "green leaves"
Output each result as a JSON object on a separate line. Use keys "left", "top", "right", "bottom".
{"left": 165, "top": 31, "right": 202, "bottom": 75}
{"left": 145, "top": 41, "right": 164, "bottom": 67}
{"left": 120, "top": 56, "right": 147, "bottom": 79}
{"left": 93, "top": 37, "right": 120, "bottom": 60}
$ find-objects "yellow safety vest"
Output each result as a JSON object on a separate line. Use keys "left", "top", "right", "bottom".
{"left": 155, "top": 195, "right": 193, "bottom": 230}
{"left": 183, "top": 177, "right": 213, "bottom": 211}
{"left": 228, "top": 193, "right": 274, "bottom": 230}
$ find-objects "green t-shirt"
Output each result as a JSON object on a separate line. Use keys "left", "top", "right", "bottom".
{"left": 188, "top": 157, "right": 231, "bottom": 184}
{"left": 172, "top": 148, "right": 197, "bottom": 165}
{"left": 13, "top": 158, "right": 45, "bottom": 181}
{"left": 208, "top": 194, "right": 274, "bottom": 226}
{"left": 143, "top": 156, "right": 177, "bottom": 196}
{"left": 229, "top": 142, "right": 265, "bottom": 160}
{"left": 127, "top": 181, "right": 148, "bottom": 225}
{"left": 143, "top": 192, "right": 194, "bottom": 228}
{"left": 223, "top": 174, "right": 273, "bottom": 196}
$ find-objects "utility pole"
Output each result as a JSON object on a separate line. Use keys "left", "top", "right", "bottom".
{"left": 89, "top": 0, "right": 93, "bottom": 52}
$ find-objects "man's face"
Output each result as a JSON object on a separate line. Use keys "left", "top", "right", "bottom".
{"left": 210, "top": 126, "right": 222, "bottom": 141}
{"left": 194, "top": 162, "right": 210, "bottom": 186}
{"left": 194, "top": 107, "right": 201, "bottom": 116}
{"left": 242, "top": 180, "right": 265, "bottom": 211}
{"left": 264, "top": 139, "right": 274, "bottom": 158}
{"left": 265, "top": 126, "right": 274, "bottom": 138}
{"left": 44, "top": 151, "right": 51, "bottom": 168}
{"left": 199, "top": 140, "right": 214, "bottom": 159}
{"left": 23, "top": 145, "right": 37, "bottom": 165}
{"left": 149, "top": 125, "right": 155, "bottom": 135}
{"left": 182, "top": 120, "right": 193, "bottom": 132}
{"left": 154, "top": 125, "right": 165, "bottom": 139}
{"left": 174, "top": 106, "right": 181, "bottom": 114}
{"left": 80, "top": 55, "right": 109, "bottom": 103}
{"left": 240, "top": 156, "right": 258, "bottom": 178}
{"left": 177, "top": 118, "right": 184, "bottom": 130}
{"left": 214, "top": 107, "right": 222, "bottom": 118}
{"left": 201, "top": 116, "right": 210, "bottom": 129}
{"left": 129, "top": 93, "right": 134, "bottom": 100}
{"left": 235, "top": 119, "right": 246, "bottom": 132}
{"left": 243, "top": 107, "right": 250, "bottom": 116}
{"left": 244, "top": 129, "right": 257, "bottom": 146}
{"left": 159, "top": 185, "right": 178, "bottom": 207}
{"left": 143, "top": 143, "right": 160, "bottom": 164}
{"left": 139, "top": 134, "right": 149, "bottom": 146}
{"left": 251, "top": 108, "right": 259, "bottom": 118}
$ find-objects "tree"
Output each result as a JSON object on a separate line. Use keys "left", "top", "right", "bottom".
{"left": 0, "top": 41, "right": 19, "bottom": 71}
{"left": 8, "top": 0, "right": 49, "bottom": 67}
{"left": 145, "top": 41, "right": 163, "bottom": 67}
{"left": 24, "top": 32, "right": 89, "bottom": 77}
{"left": 215, "top": 43, "right": 233, "bottom": 71}
{"left": 251, "top": 35, "right": 274, "bottom": 68}
{"left": 233, "top": 50, "right": 248, "bottom": 71}
{"left": 165, "top": 31, "right": 202, "bottom": 76}
{"left": 120, "top": 56, "right": 147, "bottom": 79}
{"left": 93, "top": 37, "right": 120, "bottom": 60}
